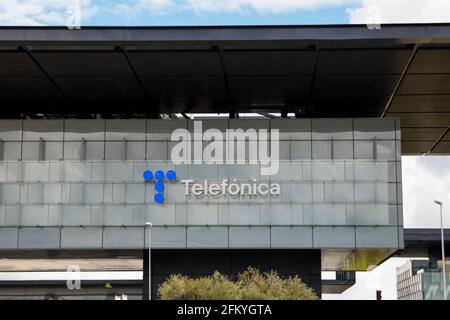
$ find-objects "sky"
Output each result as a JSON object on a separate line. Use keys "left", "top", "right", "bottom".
{"left": 0, "top": 0, "right": 450, "bottom": 301}
{"left": 1, "top": 0, "right": 450, "bottom": 26}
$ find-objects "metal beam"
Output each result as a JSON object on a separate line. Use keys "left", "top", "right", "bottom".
{"left": 3, "top": 24, "right": 450, "bottom": 44}
{"left": 258, "top": 112, "right": 278, "bottom": 119}
{"left": 119, "top": 46, "right": 152, "bottom": 115}
{"left": 20, "top": 46, "right": 70, "bottom": 114}
{"left": 426, "top": 126, "right": 450, "bottom": 154}
{"left": 381, "top": 44, "right": 419, "bottom": 118}
{"left": 213, "top": 45, "right": 233, "bottom": 111}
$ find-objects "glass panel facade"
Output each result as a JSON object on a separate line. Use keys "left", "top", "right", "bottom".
{"left": 0, "top": 119, "right": 403, "bottom": 249}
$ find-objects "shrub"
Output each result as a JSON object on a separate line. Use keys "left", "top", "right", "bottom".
{"left": 157, "top": 267, "right": 318, "bottom": 300}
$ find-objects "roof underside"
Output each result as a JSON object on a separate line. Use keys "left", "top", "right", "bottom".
{"left": 0, "top": 24, "right": 449, "bottom": 154}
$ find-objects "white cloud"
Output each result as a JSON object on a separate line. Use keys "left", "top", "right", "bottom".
{"left": 402, "top": 156, "right": 450, "bottom": 229}
{"left": 110, "top": 0, "right": 359, "bottom": 17}
{"left": 347, "top": 0, "right": 450, "bottom": 24}
{"left": 111, "top": 0, "right": 175, "bottom": 17}
{"left": 3, "top": 0, "right": 450, "bottom": 25}
{"left": 182, "top": 0, "right": 357, "bottom": 14}
{"left": 0, "top": 0, "right": 97, "bottom": 26}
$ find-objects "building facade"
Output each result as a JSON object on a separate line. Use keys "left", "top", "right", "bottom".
{"left": 397, "top": 260, "right": 450, "bottom": 300}
{"left": 0, "top": 117, "right": 403, "bottom": 296}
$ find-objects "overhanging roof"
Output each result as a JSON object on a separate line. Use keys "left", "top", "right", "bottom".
{"left": 0, "top": 24, "right": 449, "bottom": 154}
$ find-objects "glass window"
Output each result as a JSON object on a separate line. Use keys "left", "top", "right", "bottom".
{"left": 278, "top": 141, "right": 290, "bottom": 160}
{"left": 312, "top": 141, "right": 332, "bottom": 159}
{"left": 105, "top": 163, "right": 133, "bottom": 182}
{"left": 49, "top": 162, "right": 62, "bottom": 182}
{"left": 147, "top": 119, "right": 187, "bottom": 141}
{"left": 22, "top": 162, "right": 50, "bottom": 182}
{"left": 274, "top": 162, "right": 302, "bottom": 181}
{"left": 86, "top": 142, "right": 104, "bottom": 160}
{"left": 84, "top": 184, "right": 104, "bottom": 204}
{"left": 22, "top": 120, "right": 63, "bottom": 141}
{"left": 313, "top": 204, "right": 347, "bottom": 225}
{"left": 290, "top": 183, "right": 312, "bottom": 202}
{"left": 269, "top": 204, "right": 292, "bottom": 225}
{"left": 312, "top": 119, "right": 352, "bottom": 140}
{"left": 312, "top": 182, "right": 324, "bottom": 203}
{"left": 1, "top": 184, "right": 20, "bottom": 204}
{"left": 106, "top": 120, "right": 146, "bottom": 140}
{"left": 324, "top": 182, "right": 354, "bottom": 202}
{"left": 355, "top": 182, "right": 375, "bottom": 203}
{"left": 354, "top": 119, "right": 395, "bottom": 140}
{"left": 69, "top": 183, "right": 84, "bottom": 204}
{"left": 104, "top": 205, "right": 134, "bottom": 225}
{"left": 0, "top": 163, "right": 6, "bottom": 182}
{"left": 22, "top": 142, "right": 40, "bottom": 160}
{"left": 125, "top": 184, "right": 145, "bottom": 204}
{"left": 63, "top": 162, "right": 91, "bottom": 182}
{"left": 354, "top": 161, "right": 389, "bottom": 181}
{"left": 354, "top": 140, "right": 374, "bottom": 159}
{"left": 356, "top": 227, "right": 398, "bottom": 248}
{"left": 63, "top": 141, "right": 82, "bottom": 160}
{"left": 228, "top": 204, "right": 260, "bottom": 225}
{"left": 112, "top": 183, "right": 125, "bottom": 204}
{"left": 291, "top": 141, "right": 311, "bottom": 160}
{"left": 44, "top": 142, "right": 63, "bottom": 160}
{"left": 5, "top": 205, "right": 19, "bottom": 225}
{"left": 64, "top": 120, "right": 105, "bottom": 141}
{"left": 43, "top": 183, "right": 62, "bottom": 204}
{"left": 62, "top": 205, "right": 91, "bottom": 226}
{"left": 105, "top": 141, "right": 126, "bottom": 160}
{"left": 271, "top": 119, "right": 311, "bottom": 140}
{"left": 0, "top": 120, "right": 22, "bottom": 141}
{"left": 3, "top": 142, "right": 22, "bottom": 161}
{"left": 354, "top": 204, "right": 390, "bottom": 225}
{"left": 333, "top": 141, "right": 353, "bottom": 159}
{"left": 21, "top": 205, "right": 49, "bottom": 226}
{"left": 312, "top": 161, "right": 345, "bottom": 181}
{"left": 376, "top": 140, "right": 396, "bottom": 160}
{"left": 146, "top": 141, "right": 167, "bottom": 160}
{"left": 126, "top": 142, "right": 146, "bottom": 160}
{"left": 188, "top": 204, "right": 218, "bottom": 225}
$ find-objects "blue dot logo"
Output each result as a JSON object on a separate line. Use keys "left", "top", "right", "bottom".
{"left": 143, "top": 169, "right": 176, "bottom": 204}
{"left": 143, "top": 170, "right": 153, "bottom": 181}
{"left": 166, "top": 170, "right": 176, "bottom": 181}
{"left": 155, "top": 170, "right": 165, "bottom": 181}
{"left": 154, "top": 193, "right": 165, "bottom": 204}
{"left": 155, "top": 181, "right": 165, "bottom": 192}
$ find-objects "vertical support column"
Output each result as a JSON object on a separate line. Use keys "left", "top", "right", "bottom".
{"left": 142, "top": 249, "right": 150, "bottom": 300}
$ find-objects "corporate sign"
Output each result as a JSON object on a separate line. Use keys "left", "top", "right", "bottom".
{"left": 143, "top": 171, "right": 281, "bottom": 204}
{"left": 143, "top": 121, "right": 281, "bottom": 204}
{"left": 181, "top": 180, "right": 280, "bottom": 197}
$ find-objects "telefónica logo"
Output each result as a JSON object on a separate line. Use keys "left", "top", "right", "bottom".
{"left": 143, "top": 169, "right": 177, "bottom": 204}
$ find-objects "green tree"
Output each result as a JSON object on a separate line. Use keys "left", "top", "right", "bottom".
{"left": 157, "top": 267, "right": 318, "bottom": 300}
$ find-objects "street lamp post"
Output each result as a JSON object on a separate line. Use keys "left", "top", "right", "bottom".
{"left": 144, "top": 221, "right": 152, "bottom": 300}
{"left": 434, "top": 200, "right": 447, "bottom": 300}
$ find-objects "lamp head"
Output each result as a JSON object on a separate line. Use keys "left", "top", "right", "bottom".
{"left": 434, "top": 200, "right": 443, "bottom": 206}
{"left": 144, "top": 222, "right": 153, "bottom": 227}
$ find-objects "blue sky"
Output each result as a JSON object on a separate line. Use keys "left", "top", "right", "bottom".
{"left": 2, "top": 0, "right": 450, "bottom": 27}
{"left": 90, "top": 2, "right": 350, "bottom": 26}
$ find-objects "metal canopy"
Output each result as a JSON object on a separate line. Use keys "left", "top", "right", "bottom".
{"left": 0, "top": 24, "right": 449, "bottom": 154}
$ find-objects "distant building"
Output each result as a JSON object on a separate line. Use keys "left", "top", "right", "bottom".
{"left": 397, "top": 260, "right": 450, "bottom": 300}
